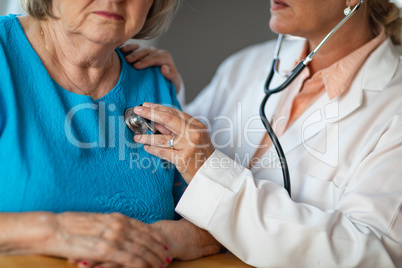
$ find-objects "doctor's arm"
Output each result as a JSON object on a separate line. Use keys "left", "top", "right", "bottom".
{"left": 132, "top": 103, "right": 402, "bottom": 267}
{"left": 177, "top": 149, "right": 401, "bottom": 267}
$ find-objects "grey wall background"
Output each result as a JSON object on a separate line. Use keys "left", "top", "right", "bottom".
{"left": 0, "top": 0, "right": 23, "bottom": 15}
{"left": 157, "top": 0, "right": 274, "bottom": 103}
{"left": 155, "top": 0, "right": 402, "bottom": 103}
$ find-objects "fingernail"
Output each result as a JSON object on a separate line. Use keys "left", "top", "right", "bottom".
{"left": 133, "top": 135, "right": 141, "bottom": 142}
{"left": 80, "top": 261, "right": 87, "bottom": 266}
{"left": 163, "top": 66, "right": 170, "bottom": 75}
{"left": 164, "top": 244, "right": 169, "bottom": 250}
{"left": 134, "top": 106, "right": 143, "bottom": 113}
{"left": 143, "top": 102, "right": 152, "bottom": 107}
{"left": 166, "top": 257, "right": 172, "bottom": 263}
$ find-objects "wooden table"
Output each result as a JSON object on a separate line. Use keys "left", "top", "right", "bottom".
{"left": 0, "top": 253, "right": 253, "bottom": 268}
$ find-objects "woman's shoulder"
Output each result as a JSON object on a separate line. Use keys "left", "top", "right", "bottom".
{"left": 0, "top": 15, "right": 29, "bottom": 49}
{"left": 118, "top": 48, "right": 160, "bottom": 78}
{"left": 0, "top": 14, "right": 16, "bottom": 23}
{"left": 124, "top": 59, "right": 167, "bottom": 88}
{"left": 119, "top": 53, "right": 177, "bottom": 102}
{"left": 0, "top": 15, "right": 19, "bottom": 35}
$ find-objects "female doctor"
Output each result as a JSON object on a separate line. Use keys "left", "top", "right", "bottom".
{"left": 125, "top": 0, "right": 402, "bottom": 266}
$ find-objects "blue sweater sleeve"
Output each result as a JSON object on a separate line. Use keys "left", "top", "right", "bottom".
{"left": 0, "top": 48, "right": 6, "bottom": 138}
{"left": 0, "top": 98, "right": 4, "bottom": 137}
{"left": 169, "top": 80, "right": 182, "bottom": 111}
{"left": 165, "top": 78, "right": 188, "bottom": 218}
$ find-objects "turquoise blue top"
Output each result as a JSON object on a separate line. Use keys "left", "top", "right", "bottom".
{"left": 0, "top": 15, "right": 185, "bottom": 223}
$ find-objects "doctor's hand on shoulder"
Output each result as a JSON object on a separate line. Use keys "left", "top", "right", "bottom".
{"left": 132, "top": 102, "right": 215, "bottom": 183}
{"left": 120, "top": 44, "right": 182, "bottom": 93}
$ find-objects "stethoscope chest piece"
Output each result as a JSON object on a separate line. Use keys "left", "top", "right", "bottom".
{"left": 124, "top": 108, "right": 157, "bottom": 135}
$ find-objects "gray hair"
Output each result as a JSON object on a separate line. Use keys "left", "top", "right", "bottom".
{"left": 19, "top": 0, "right": 181, "bottom": 39}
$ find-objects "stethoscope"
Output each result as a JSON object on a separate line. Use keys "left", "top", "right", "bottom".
{"left": 124, "top": 0, "right": 363, "bottom": 196}
{"left": 260, "top": 0, "right": 363, "bottom": 196}
{"left": 124, "top": 106, "right": 159, "bottom": 135}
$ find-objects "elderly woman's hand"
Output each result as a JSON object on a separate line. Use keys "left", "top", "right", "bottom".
{"left": 44, "top": 212, "right": 170, "bottom": 268}
{"left": 71, "top": 219, "right": 222, "bottom": 268}
{"left": 120, "top": 44, "right": 182, "bottom": 93}
{"left": 132, "top": 103, "right": 215, "bottom": 183}
{"left": 150, "top": 219, "right": 222, "bottom": 261}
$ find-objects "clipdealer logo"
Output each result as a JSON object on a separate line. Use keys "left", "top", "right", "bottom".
{"left": 64, "top": 102, "right": 139, "bottom": 161}
{"left": 63, "top": 100, "right": 340, "bottom": 168}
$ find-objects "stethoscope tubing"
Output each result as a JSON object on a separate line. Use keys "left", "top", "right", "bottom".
{"left": 259, "top": 92, "right": 291, "bottom": 196}
{"left": 260, "top": 60, "right": 306, "bottom": 197}
{"left": 260, "top": 0, "right": 363, "bottom": 197}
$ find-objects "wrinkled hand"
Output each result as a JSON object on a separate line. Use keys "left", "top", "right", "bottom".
{"left": 44, "top": 212, "right": 171, "bottom": 268}
{"left": 120, "top": 44, "right": 182, "bottom": 92}
{"left": 150, "top": 219, "right": 222, "bottom": 262}
{"left": 70, "top": 219, "right": 222, "bottom": 268}
{"left": 132, "top": 103, "right": 215, "bottom": 183}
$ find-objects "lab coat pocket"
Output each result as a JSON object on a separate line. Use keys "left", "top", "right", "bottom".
{"left": 290, "top": 169, "right": 344, "bottom": 210}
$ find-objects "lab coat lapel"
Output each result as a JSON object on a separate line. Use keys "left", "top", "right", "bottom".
{"left": 278, "top": 72, "right": 364, "bottom": 156}
{"left": 277, "top": 38, "right": 399, "bottom": 156}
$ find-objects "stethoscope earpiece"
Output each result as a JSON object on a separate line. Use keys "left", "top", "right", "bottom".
{"left": 124, "top": 108, "right": 158, "bottom": 135}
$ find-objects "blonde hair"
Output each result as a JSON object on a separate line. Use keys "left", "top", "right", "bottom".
{"left": 367, "top": 0, "right": 402, "bottom": 45}
{"left": 19, "top": 0, "right": 181, "bottom": 39}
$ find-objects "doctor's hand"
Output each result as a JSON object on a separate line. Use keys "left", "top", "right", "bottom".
{"left": 132, "top": 103, "right": 215, "bottom": 183}
{"left": 119, "top": 44, "right": 182, "bottom": 93}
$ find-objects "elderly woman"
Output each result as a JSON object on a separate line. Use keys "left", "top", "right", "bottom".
{"left": 126, "top": 0, "right": 402, "bottom": 266}
{"left": 0, "top": 0, "right": 221, "bottom": 267}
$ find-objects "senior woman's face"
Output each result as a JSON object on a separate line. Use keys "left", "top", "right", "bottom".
{"left": 269, "top": 0, "right": 346, "bottom": 39}
{"left": 52, "top": 0, "right": 154, "bottom": 45}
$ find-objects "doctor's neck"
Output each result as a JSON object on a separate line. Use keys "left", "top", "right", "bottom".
{"left": 305, "top": 14, "right": 373, "bottom": 77}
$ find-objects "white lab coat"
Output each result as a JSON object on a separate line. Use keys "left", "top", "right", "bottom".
{"left": 176, "top": 38, "right": 402, "bottom": 267}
